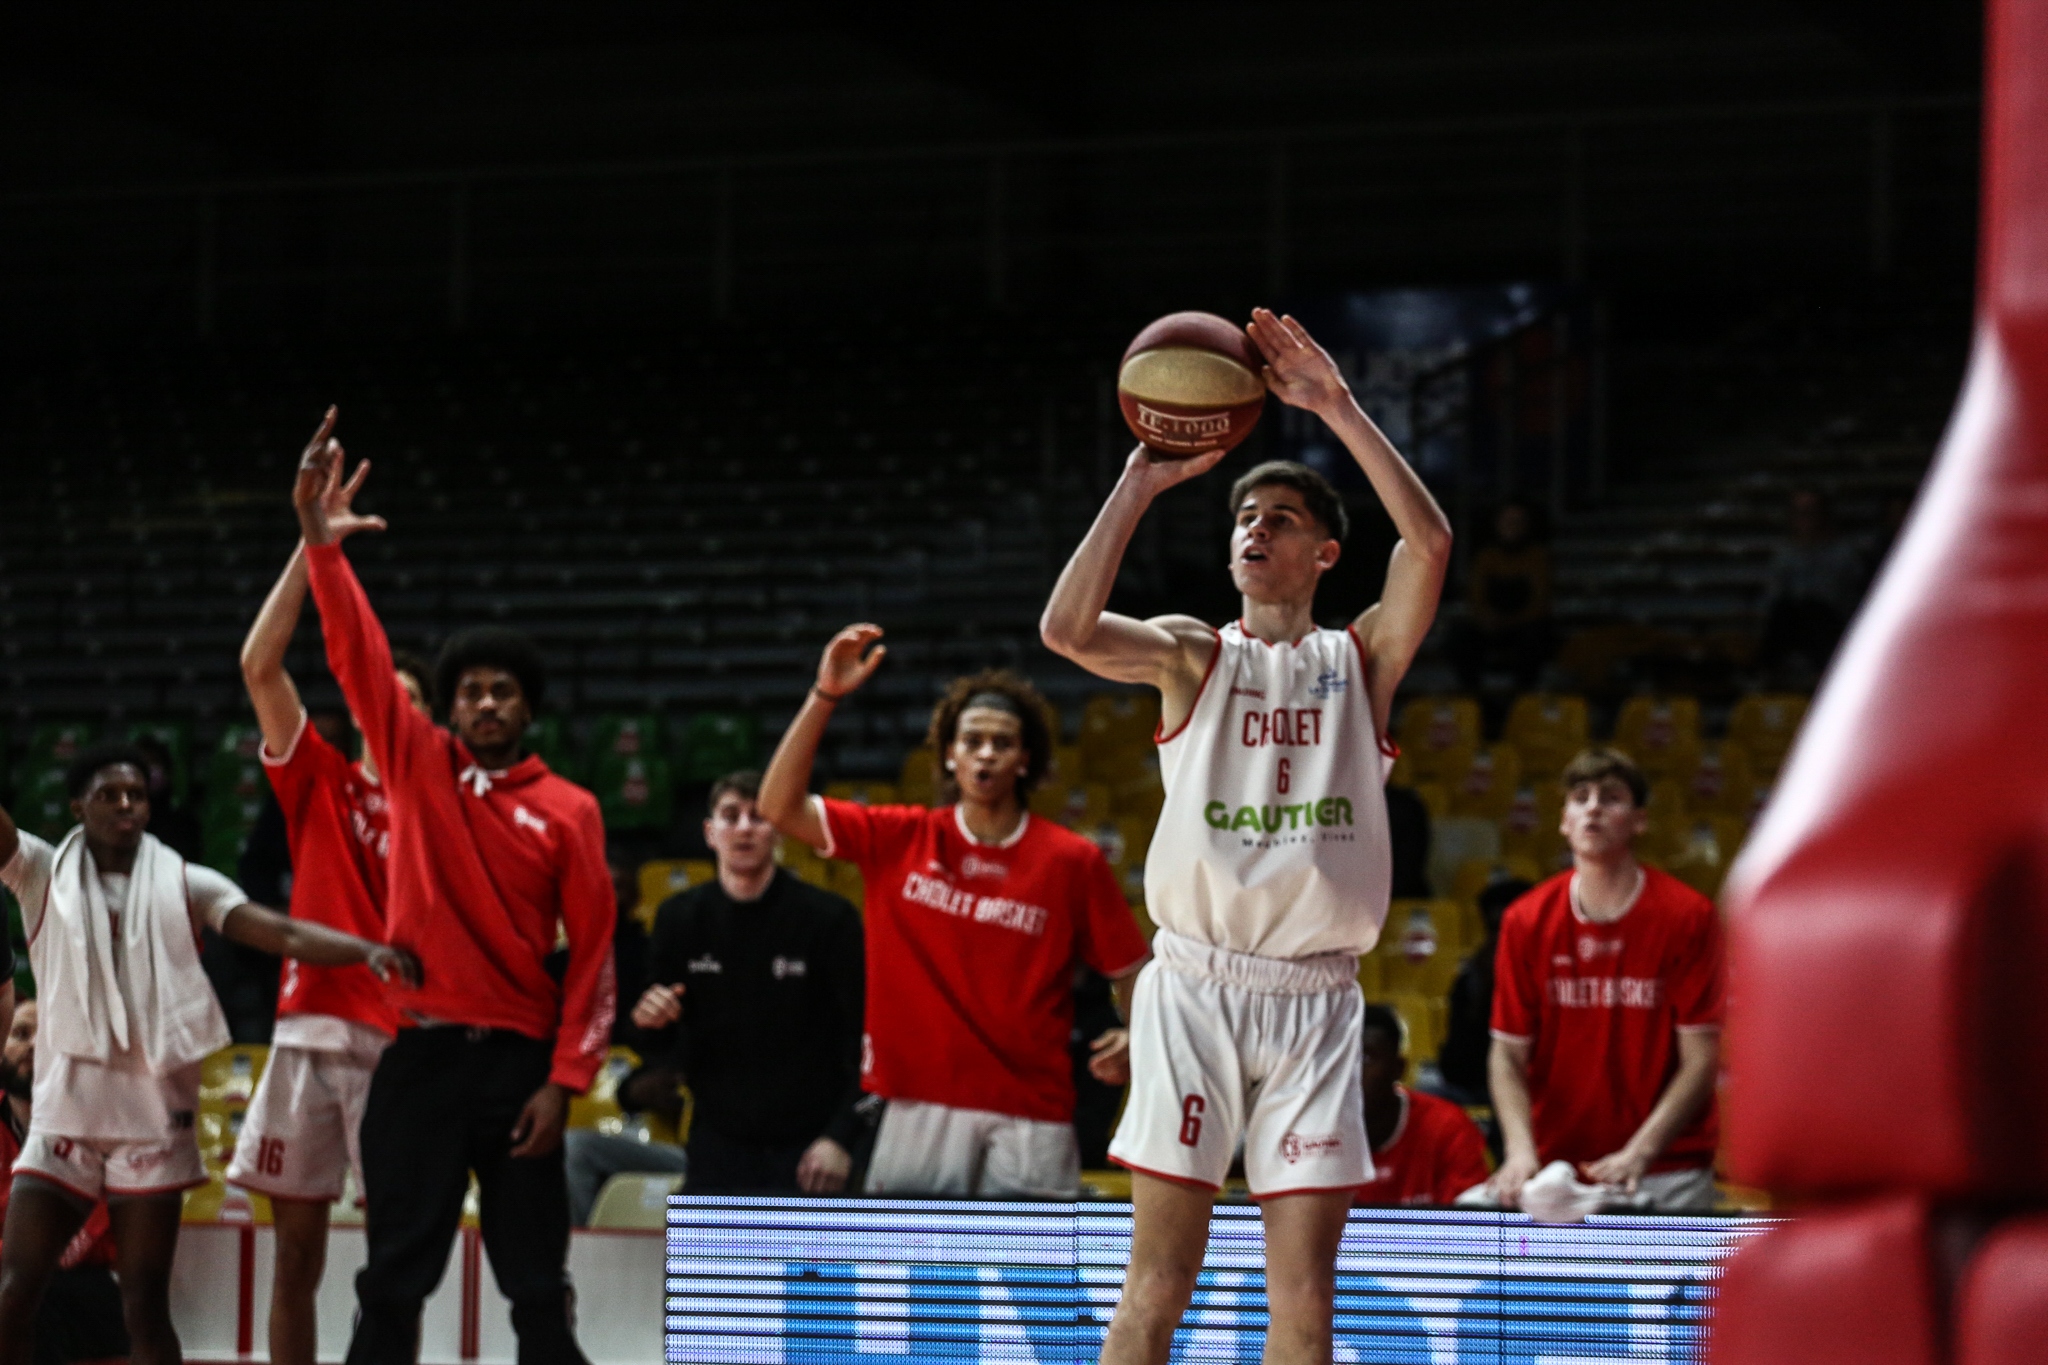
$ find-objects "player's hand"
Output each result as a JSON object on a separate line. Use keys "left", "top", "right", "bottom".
{"left": 1087, "top": 1027, "right": 1131, "bottom": 1086}
{"left": 293, "top": 407, "right": 388, "bottom": 548}
{"left": 365, "top": 944, "right": 423, "bottom": 990}
{"left": 1121, "top": 443, "right": 1228, "bottom": 496}
{"left": 509, "top": 1082, "right": 571, "bottom": 1158}
{"left": 1487, "top": 1151, "right": 1542, "bottom": 1209}
{"left": 795, "top": 1136, "right": 853, "bottom": 1193}
{"left": 631, "top": 982, "right": 686, "bottom": 1030}
{"left": 1247, "top": 308, "right": 1351, "bottom": 417}
{"left": 817, "top": 624, "right": 887, "bottom": 699}
{"left": 1581, "top": 1146, "right": 1651, "bottom": 1193}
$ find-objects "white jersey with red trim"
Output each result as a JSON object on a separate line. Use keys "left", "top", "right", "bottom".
{"left": 1144, "top": 620, "right": 1395, "bottom": 959}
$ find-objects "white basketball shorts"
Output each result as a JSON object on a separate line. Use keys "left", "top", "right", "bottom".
{"left": 864, "top": 1098, "right": 1080, "bottom": 1198}
{"left": 1109, "top": 929, "right": 1369, "bottom": 1198}
{"left": 226, "top": 1019, "right": 388, "bottom": 1203}
{"left": 14, "top": 1129, "right": 207, "bottom": 1201}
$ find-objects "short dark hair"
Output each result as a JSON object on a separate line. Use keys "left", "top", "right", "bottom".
{"left": 707, "top": 770, "right": 761, "bottom": 814}
{"left": 1361, "top": 1003, "right": 1406, "bottom": 1055}
{"left": 924, "top": 670, "right": 1055, "bottom": 803}
{"left": 434, "top": 628, "right": 545, "bottom": 716}
{"left": 1477, "top": 875, "right": 1535, "bottom": 932}
{"left": 1561, "top": 747, "right": 1649, "bottom": 808}
{"left": 1228, "top": 460, "right": 1348, "bottom": 542}
{"left": 391, "top": 649, "right": 434, "bottom": 710}
{"left": 65, "top": 743, "right": 153, "bottom": 799}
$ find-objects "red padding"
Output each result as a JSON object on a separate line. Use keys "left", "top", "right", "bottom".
{"left": 1710, "top": 1195, "right": 1942, "bottom": 1365}
{"left": 1957, "top": 1214, "right": 2048, "bottom": 1365}
{"left": 1722, "top": 0, "right": 2048, "bottom": 1197}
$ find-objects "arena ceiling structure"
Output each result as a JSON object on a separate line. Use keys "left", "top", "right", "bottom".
{"left": 0, "top": 2, "right": 1986, "bottom": 339}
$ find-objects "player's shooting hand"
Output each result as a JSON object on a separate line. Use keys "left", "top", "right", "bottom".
{"left": 818, "top": 624, "right": 887, "bottom": 699}
{"left": 1086, "top": 1027, "right": 1131, "bottom": 1086}
{"left": 366, "top": 944, "right": 423, "bottom": 990}
{"left": 1247, "top": 308, "right": 1350, "bottom": 417}
{"left": 1487, "top": 1151, "right": 1542, "bottom": 1209}
{"left": 1581, "top": 1146, "right": 1650, "bottom": 1193}
{"left": 509, "top": 1082, "right": 571, "bottom": 1158}
{"left": 631, "top": 982, "right": 686, "bottom": 1030}
{"left": 1123, "top": 443, "right": 1229, "bottom": 494}
{"left": 292, "top": 406, "right": 388, "bottom": 548}
{"left": 795, "top": 1137, "right": 853, "bottom": 1193}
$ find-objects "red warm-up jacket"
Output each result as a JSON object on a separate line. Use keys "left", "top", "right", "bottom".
{"left": 306, "top": 543, "right": 615, "bottom": 1093}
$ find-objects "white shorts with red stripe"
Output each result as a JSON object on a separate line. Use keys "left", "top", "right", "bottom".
{"left": 226, "top": 1018, "right": 388, "bottom": 1203}
{"left": 13, "top": 1129, "right": 207, "bottom": 1201}
{"left": 1109, "top": 930, "right": 1370, "bottom": 1198}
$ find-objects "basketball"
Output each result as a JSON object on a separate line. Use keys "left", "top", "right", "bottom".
{"left": 1117, "top": 311, "right": 1267, "bottom": 458}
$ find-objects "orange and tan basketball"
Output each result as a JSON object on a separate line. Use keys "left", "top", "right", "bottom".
{"left": 1117, "top": 311, "right": 1267, "bottom": 458}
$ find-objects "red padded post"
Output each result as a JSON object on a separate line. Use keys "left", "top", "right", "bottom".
{"left": 1956, "top": 1215, "right": 2048, "bottom": 1365}
{"left": 1720, "top": 0, "right": 2048, "bottom": 1198}
{"left": 1710, "top": 1196, "right": 1943, "bottom": 1365}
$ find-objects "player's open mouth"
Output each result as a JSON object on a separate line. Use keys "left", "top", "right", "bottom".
{"left": 1242, "top": 548, "right": 1268, "bottom": 563}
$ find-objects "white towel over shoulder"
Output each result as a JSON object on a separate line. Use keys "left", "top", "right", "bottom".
{"left": 39, "top": 830, "right": 231, "bottom": 1072}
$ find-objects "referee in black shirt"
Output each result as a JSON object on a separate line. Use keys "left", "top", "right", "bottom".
{"left": 625, "top": 771, "right": 866, "bottom": 1195}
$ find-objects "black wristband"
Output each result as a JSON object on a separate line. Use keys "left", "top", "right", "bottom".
{"left": 812, "top": 684, "right": 849, "bottom": 703}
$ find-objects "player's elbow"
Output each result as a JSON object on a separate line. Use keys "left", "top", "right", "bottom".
{"left": 1038, "top": 608, "right": 1087, "bottom": 660}
{"left": 1408, "top": 517, "right": 1454, "bottom": 570}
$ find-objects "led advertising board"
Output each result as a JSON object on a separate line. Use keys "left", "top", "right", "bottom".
{"left": 664, "top": 1197, "right": 1771, "bottom": 1363}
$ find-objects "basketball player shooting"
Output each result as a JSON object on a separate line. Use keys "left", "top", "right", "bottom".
{"left": 1041, "top": 308, "right": 1450, "bottom": 1365}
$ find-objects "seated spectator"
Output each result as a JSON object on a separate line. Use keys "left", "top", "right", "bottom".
{"left": 1353, "top": 1005, "right": 1490, "bottom": 1207}
{"left": 0, "top": 1000, "right": 131, "bottom": 1365}
{"left": 568, "top": 771, "right": 865, "bottom": 1219}
{"left": 1435, "top": 876, "right": 1534, "bottom": 1104}
{"left": 1450, "top": 500, "right": 1554, "bottom": 692}
{"left": 760, "top": 635, "right": 1150, "bottom": 1198}
{"left": 1485, "top": 749, "right": 1725, "bottom": 1213}
{"left": 1758, "top": 488, "right": 1865, "bottom": 676}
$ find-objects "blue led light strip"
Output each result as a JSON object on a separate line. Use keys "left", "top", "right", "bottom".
{"left": 664, "top": 1196, "right": 1773, "bottom": 1364}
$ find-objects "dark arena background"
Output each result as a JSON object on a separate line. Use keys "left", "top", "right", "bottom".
{"left": 9, "top": 4, "right": 2046, "bottom": 1365}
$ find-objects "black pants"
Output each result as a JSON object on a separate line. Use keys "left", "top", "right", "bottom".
{"left": 685, "top": 1127, "right": 810, "bottom": 1194}
{"left": 346, "top": 1028, "right": 586, "bottom": 1365}
{"left": 33, "top": 1265, "right": 128, "bottom": 1365}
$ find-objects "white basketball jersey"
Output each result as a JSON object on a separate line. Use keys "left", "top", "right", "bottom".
{"left": 1145, "top": 621, "right": 1395, "bottom": 960}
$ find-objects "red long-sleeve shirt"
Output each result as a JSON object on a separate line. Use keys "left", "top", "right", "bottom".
{"left": 305, "top": 542, "right": 615, "bottom": 1092}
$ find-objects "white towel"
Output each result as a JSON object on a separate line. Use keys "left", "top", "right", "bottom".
{"left": 39, "top": 829, "right": 230, "bottom": 1072}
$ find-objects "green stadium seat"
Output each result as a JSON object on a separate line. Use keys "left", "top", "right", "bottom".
{"left": 203, "top": 726, "right": 268, "bottom": 875}
{"left": 14, "top": 765, "right": 73, "bottom": 843}
{"left": 673, "top": 713, "right": 756, "bottom": 783}
{"left": 11, "top": 722, "right": 96, "bottom": 796}
{"left": 127, "top": 720, "right": 194, "bottom": 804}
{"left": 589, "top": 751, "right": 674, "bottom": 831}
{"left": 584, "top": 714, "right": 666, "bottom": 780}
{"left": 526, "top": 714, "right": 575, "bottom": 776}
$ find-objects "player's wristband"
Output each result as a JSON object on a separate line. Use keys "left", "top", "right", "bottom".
{"left": 812, "top": 684, "right": 849, "bottom": 703}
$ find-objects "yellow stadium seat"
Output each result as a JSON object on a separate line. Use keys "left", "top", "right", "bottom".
{"left": 1382, "top": 993, "right": 1447, "bottom": 1069}
{"left": 637, "top": 859, "right": 713, "bottom": 924}
{"left": 1498, "top": 783, "right": 1565, "bottom": 865}
{"left": 568, "top": 1046, "right": 642, "bottom": 1135}
{"left": 1427, "top": 816, "right": 1501, "bottom": 899}
{"left": 1728, "top": 694, "right": 1810, "bottom": 778}
{"left": 777, "top": 841, "right": 835, "bottom": 892}
{"left": 200, "top": 1045, "right": 268, "bottom": 1104}
{"left": 1082, "top": 741, "right": 1153, "bottom": 787}
{"left": 823, "top": 780, "right": 897, "bottom": 807}
{"left": 1683, "top": 742, "right": 1759, "bottom": 819}
{"left": 1374, "top": 901, "right": 1464, "bottom": 997}
{"left": 589, "top": 1172, "right": 685, "bottom": 1229}
{"left": 1663, "top": 815, "right": 1749, "bottom": 899}
{"left": 827, "top": 862, "right": 865, "bottom": 907}
{"left": 1110, "top": 771, "right": 1165, "bottom": 824}
{"left": 1030, "top": 780, "right": 1114, "bottom": 828}
{"left": 1446, "top": 744, "right": 1522, "bottom": 820}
{"left": 1049, "top": 744, "right": 1086, "bottom": 785}
{"left": 1408, "top": 781, "right": 1450, "bottom": 820}
{"left": 897, "top": 748, "right": 938, "bottom": 805}
{"left": 1082, "top": 692, "right": 1160, "bottom": 751}
{"left": 1396, "top": 697, "right": 1482, "bottom": 782}
{"left": 1357, "top": 954, "right": 1383, "bottom": 996}
{"left": 1614, "top": 695, "right": 1703, "bottom": 781}
{"left": 1503, "top": 693, "right": 1590, "bottom": 785}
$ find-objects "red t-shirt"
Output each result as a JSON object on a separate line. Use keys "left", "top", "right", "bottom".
{"left": 1491, "top": 867, "right": 1725, "bottom": 1171}
{"left": 263, "top": 720, "right": 401, "bottom": 1036}
{"left": 1355, "top": 1088, "right": 1492, "bottom": 1206}
{"left": 819, "top": 801, "right": 1150, "bottom": 1123}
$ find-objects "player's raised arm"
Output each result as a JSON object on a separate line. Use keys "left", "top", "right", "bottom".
{"left": 1248, "top": 308, "right": 1452, "bottom": 728}
{"left": 759, "top": 624, "right": 888, "bottom": 851}
{"left": 1040, "top": 445, "right": 1225, "bottom": 702}
{"left": 240, "top": 543, "right": 314, "bottom": 756}
{"left": 220, "top": 900, "right": 422, "bottom": 987}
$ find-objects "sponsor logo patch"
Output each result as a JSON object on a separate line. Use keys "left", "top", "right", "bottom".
{"left": 1281, "top": 1132, "right": 1343, "bottom": 1164}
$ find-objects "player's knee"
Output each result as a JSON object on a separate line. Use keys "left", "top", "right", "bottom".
{"left": 272, "top": 1238, "right": 327, "bottom": 1295}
